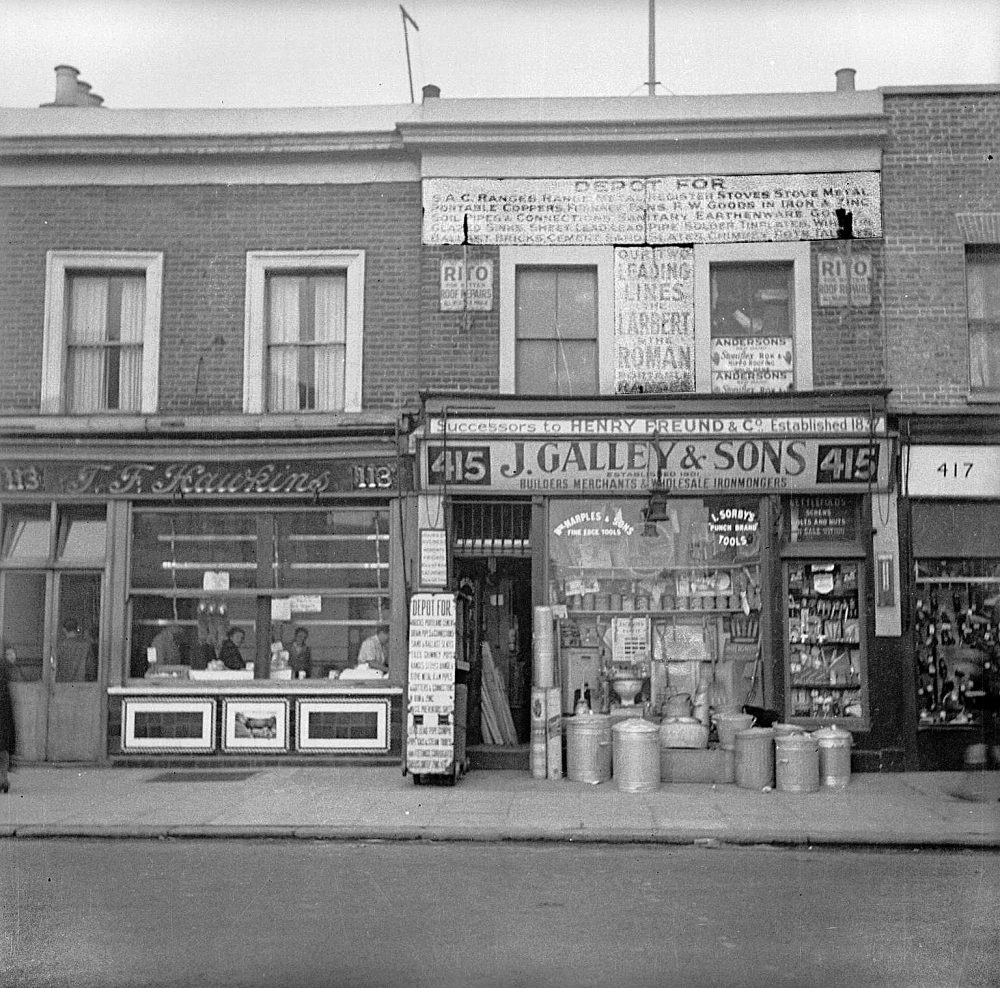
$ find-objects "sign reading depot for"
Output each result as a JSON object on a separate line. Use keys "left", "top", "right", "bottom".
{"left": 423, "top": 173, "right": 882, "bottom": 246}
{"left": 406, "top": 593, "right": 457, "bottom": 776}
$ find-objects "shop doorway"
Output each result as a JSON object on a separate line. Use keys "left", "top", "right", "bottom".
{"left": 1, "top": 570, "right": 102, "bottom": 762}
{"left": 455, "top": 557, "right": 533, "bottom": 758}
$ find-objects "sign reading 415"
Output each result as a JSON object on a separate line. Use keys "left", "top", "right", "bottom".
{"left": 815, "top": 443, "right": 879, "bottom": 484}
{"left": 426, "top": 445, "right": 492, "bottom": 485}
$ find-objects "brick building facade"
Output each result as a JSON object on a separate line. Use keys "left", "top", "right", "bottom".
{"left": 1, "top": 70, "right": 995, "bottom": 772}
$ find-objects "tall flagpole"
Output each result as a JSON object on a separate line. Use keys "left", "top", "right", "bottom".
{"left": 647, "top": 0, "right": 656, "bottom": 95}
{"left": 400, "top": 5, "right": 420, "bottom": 103}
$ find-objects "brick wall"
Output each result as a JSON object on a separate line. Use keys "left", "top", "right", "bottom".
{"left": 811, "top": 240, "right": 886, "bottom": 389}
{"left": 0, "top": 183, "right": 422, "bottom": 414}
{"left": 882, "top": 92, "right": 1000, "bottom": 409}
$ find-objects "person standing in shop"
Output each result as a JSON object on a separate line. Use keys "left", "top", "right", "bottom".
{"left": 56, "top": 618, "right": 96, "bottom": 681}
{"left": 288, "top": 627, "right": 312, "bottom": 679}
{"left": 356, "top": 628, "right": 389, "bottom": 673}
{"left": 0, "top": 645, "right": 16, "bottom": 793}
{"left": 218, "top": 627, "right": 247, "bottom": 670}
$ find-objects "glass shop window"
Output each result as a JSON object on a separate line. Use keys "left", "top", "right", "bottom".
{"left": 128, "top": 507, "right": 391, "bottom": 682}
{"left": 515, "top": 266, "right": 598, "bottom": 395}
{"left": 1, "top": 507, "right": 51, "bottom": 560}
{"left": 710, "top": 262, "right": 794, "bottom": 393}
{"left": 56, "top": 506, "right": 107, "bottom": 561}
{"left": 547, "top": 497, "right": 763, "bottom": 715}
{"left": 967, "top": 246, "right": 1000, "bottom": 392}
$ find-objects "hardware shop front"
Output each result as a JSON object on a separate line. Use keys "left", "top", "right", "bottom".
{"left": 415, "top": 393, "right": 905, "bottom": 769}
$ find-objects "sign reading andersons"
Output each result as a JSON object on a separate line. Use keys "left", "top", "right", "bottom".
{"left": 0, "top": 459, "right": 398, "bottom": 498}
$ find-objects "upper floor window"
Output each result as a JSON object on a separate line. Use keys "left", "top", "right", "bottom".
{"left": 967, "top": 246, "right": 1000, "bottom": 392}
{"left": 515, "top": 266, "right": 598, "bottom": 395}
{"left": 244, "top": 251, "right": 365, "bottom": 414}
{"left": 41, "top": 251, "right": 163, "bottom": 414}
{"left": 500, "top": 247, "right": 614, "bottom": 394}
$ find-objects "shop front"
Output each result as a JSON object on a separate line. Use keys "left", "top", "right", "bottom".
{"left": 0, "top": 436, "right": 408, "bottom": 763}
{"left": 903, "top": 426, "right": 1000, "bottom": 770}
{"left": 415, "top": 392, "right": 902, "bottom": 770}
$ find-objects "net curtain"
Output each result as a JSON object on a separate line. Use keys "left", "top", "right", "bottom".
{"left": 267, "top": 274, "right": 346, "bottom": 412}
{"left": 66, "top": 274, "right": 145, "bottom": 412}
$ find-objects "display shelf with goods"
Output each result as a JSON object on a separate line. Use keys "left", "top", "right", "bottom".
{"left": 913, "top": 559, "right": 1000, "bottom": 730}
{"left": 548, "top": 497, "right": 764, "bottom": 719}
{"left": 784, "top": 560, "right": 868, "bottom": 729}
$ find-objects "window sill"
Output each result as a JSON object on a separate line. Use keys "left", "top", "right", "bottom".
{"left": 966, "top": 392, "right": 1000, "bottom": 405}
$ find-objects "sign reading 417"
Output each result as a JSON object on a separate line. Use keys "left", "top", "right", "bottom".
{"left": 815, "top": 443, "right": 879, "bottom": 484}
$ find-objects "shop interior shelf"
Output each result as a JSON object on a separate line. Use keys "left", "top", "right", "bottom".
{"left": 560, "top": 563, "right": 757, "bottom": 574}
{"left": 790, "top": 682, "right": 862, "bottom": 690}
{"left": 789, "top": 639, "right": 860, "bottom": 647}
{"left": 913, "top": 577, "right": 1000, "bottom": 584}
{"left": 566, "top": 608, "right": 745, "bottom": 617}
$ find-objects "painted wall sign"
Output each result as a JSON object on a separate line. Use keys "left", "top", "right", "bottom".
{"left": 423, "top": 173, "right": 882, "bottom": 246}
{"left": 422, "top": 438, "right": 888, "bottom": 493}
{"left": 789, "top": 495, "right": 857, "bottom": 542}
{"left": 905, "top": 445, "right": 1000, "bottom": 497}
{"left": 614, "top": 246, "right": 695, "bottom": 393}
{"left": 425, "top": 413, "right": 886, "bottom": 438}
{"left": 0, "top": 459, "right": 400, "bottom": 498}
{"left": 406, "top": 593, "right": 457, "bottom": 775}
{"left": 439, "top": 257, "right": 494, "bottom": 311}
{"left": 711, "top": 336, "right": 794, "bottom": 393}
{"left": 817, "top": 252, "right": 873, "bottom": 306}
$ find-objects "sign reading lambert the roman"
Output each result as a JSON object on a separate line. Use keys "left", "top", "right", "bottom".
{"left": 614, "top": 247, "right": 695, "bottom": 393}
{"left": 711, "top": 337, "right": 794, "bottom": 393}
{"left": 439, "top": 257, "right": 494, "bottom": 311}
{"left": 817, "top": 251, "right": 873, "bottom": 306}
{"left": 0, "top": 459, "right": 398, "bottom": 497}
{"left": 406, "top": 593, "right": 457, "bottom": 775}
{"left": 423, "top": 437, "right": 888, "bottom": 494}
{"left": 423, "top": 174, "right": 882, "bottom": 246}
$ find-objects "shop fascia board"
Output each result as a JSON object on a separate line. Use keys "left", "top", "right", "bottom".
{"left": 900, "top": 411, "right": 1000, "bottom": 443}
{"left": 0, "top": 412, "right": 403, "bottom": 439}
{"left": 419, "top": 387, "right": 892, "bottom": 415}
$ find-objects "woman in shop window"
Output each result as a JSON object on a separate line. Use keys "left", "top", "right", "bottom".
{"left": 288, "top": 627, "right": 312, "bottom": 679}
{"left": 218, "top": 627, "right": 247, "bottom": 671}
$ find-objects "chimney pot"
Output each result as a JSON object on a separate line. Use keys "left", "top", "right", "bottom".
{"left": 422, "top": 84, "right": 441, "bottom": 101}
{"left": 53, "top": 64, "right": 81, "bottom": 105}
{"left": 835, "top": 68, "right": 856, "bottom": 93}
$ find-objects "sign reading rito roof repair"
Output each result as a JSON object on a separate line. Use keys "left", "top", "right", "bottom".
{"left": 423, "top": 174, "right": 882, "bottom": 246}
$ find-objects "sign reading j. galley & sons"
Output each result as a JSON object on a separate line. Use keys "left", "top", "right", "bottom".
{"left": 423, "top": 174, "right": 882, "bottom": 246}
{"left": 614, "top": 246, "right": 695, "bottom": 393}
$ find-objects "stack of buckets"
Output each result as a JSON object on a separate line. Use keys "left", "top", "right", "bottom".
{"left": 727, "top": 719, "right": 852, "bottom": 792}
{"left": 715, "top": 709, "right": 753, "bottom": 784}
{"left": 530, "top": 606, "right": 562, "bottom": 780}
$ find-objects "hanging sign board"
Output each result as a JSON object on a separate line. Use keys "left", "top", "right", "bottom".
{"left": 818, "top": 252, "right": 873, "bottom": 306}
{"left": 419, "top": 528, "right": 449, "bottom": 588}
{"left": 614, "top": 246, "right": 695, "bottom": 393}
{"left": 440, "top": 258, "right": 494, "bottom": 311}
{"left": 406, "top": 593, "right": 457, "bottom": 776}
{"left": 789, "top": 496, "right": 858, "bottom": 542}
{"left": 423, "top": 173, "right": 882, "bottom": 245}
{"left": 711, "top": 337, "right": 795, "bottom": 393}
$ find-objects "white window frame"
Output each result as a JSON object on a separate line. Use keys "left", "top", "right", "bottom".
{"left": 499, "top": 246, "right": 615, "bottom": 395}
{"left": 41, "top": 250, "right": 164, "bottom": 414}
{"left": 243, "top": 250, "right": 365, "bottom": 414}
{"left": 694, "top": 241, "right": 813, "bottom": 392}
